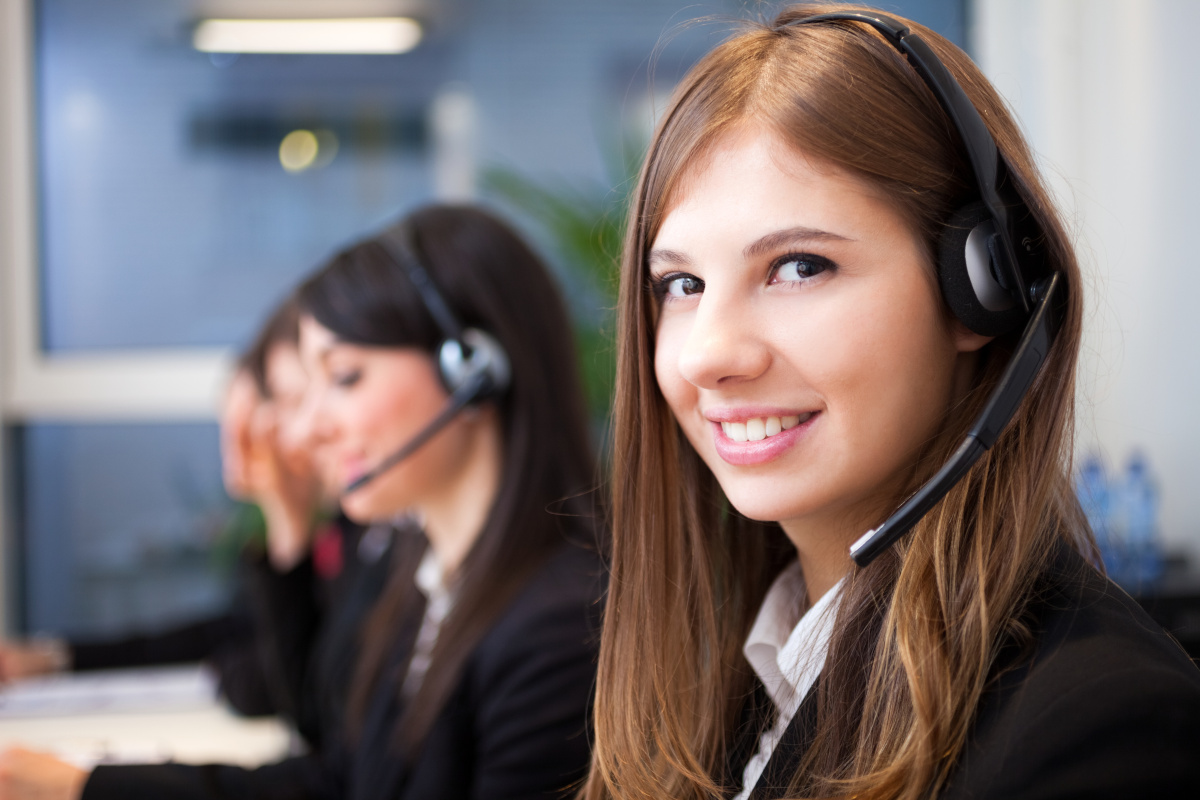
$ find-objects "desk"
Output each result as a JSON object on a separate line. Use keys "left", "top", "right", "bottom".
{"left": 0, "top": 665, "right": 294, "bottom": 768}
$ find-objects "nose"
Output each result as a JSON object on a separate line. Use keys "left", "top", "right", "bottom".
{"left": 676, "top": 288, "right": 770, "bottom": 390}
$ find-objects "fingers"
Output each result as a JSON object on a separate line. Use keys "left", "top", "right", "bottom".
{"left": 0, "top": 747, "right": 89, "bottom": 800}
{"left": 220, "top": 371, "right": 261, "bottom": 498}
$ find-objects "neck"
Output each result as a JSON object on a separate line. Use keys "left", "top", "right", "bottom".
{"left": 781, "top": 500, "right": 889, "bottom": 606}
{"left": 784, "top": 527, "right": 853, "bottom": 607}
{"left": 417, "top": 408, "right": 504, "bottom": 577}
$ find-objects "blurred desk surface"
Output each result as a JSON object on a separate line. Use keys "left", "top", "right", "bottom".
{"left": 0, "top": 665, "right": 293, "bottom": 768}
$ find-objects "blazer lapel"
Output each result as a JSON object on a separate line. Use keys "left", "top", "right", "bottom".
{"left": 747, "top": 684, "right": 820, "bottom": 800}
{"left": 723, "top": 679, "right": 775, "bottom": 797}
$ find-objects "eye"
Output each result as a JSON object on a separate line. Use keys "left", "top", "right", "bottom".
{"left": 651, "top": 272, "right": 705, "bottom": 301}
{"left": 769, "top": 253, "right": 835, "bottom": 285}
{"left": 332, "top": 368, "right": 362, "bottom": 389}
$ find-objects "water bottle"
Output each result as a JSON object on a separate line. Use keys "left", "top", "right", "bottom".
{"left": 1115, "top": 451, "right": 1164, "bottom": 592}
{"left": 1076, "top": 455, "right": 1116, "bottom": 573}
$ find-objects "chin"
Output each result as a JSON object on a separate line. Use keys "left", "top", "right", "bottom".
{"left": 339, "top": 492, "right": 389, "bottom": 524}
{"left": 722, "top": 489, "right": 810, "bottom": 526}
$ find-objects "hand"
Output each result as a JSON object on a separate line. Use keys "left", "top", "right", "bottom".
{"left": 221, "top": 372, "right": 322, "bottom": 571}
{"left": 0, "top": 748, "right": 88, "bottom": 800}
{"left": 219, "top": 370, "right": 261, "bottom": 500}
{"left": 0, "top": 641, "right": 68, "bottom": 683}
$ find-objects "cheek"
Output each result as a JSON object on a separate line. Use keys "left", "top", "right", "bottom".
{"left": 654, "top": 320, "right": 694, "bottom": 424}
{"left": 806, "top": 283, "right": 958, "bottom": 451}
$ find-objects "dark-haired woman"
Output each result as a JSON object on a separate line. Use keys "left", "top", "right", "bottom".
{"left": 582, "top": 5, "right": 1200, "bottom": 800}
{"left": 0, "top": 205, "right": 602, "bottom": 800}
{"left": 218, "top": 298, "right": 395, "bottom": 749}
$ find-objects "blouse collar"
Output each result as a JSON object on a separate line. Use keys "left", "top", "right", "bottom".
{"left": 743, "top": 561, "right": 845, "bottom": 716}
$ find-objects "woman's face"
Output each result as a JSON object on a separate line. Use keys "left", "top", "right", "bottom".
{"left": 651, "top": 126, "right": 988, "bottom": 547}
{"left": 297, "top": 315, "right": 479, "bottom": 523}
{"left": 265, "top": 343, "right": 314, "bottom": 463}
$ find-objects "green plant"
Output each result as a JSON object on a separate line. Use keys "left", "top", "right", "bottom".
{"left": 483, "top": 145, "right": 640, "bottom": 423}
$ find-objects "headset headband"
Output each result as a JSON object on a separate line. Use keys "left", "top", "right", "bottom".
{"left": 375, "top": 226, "right": 467, "bottom": 344}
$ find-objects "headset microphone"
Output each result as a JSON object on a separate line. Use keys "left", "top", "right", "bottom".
{"left": 340, "top": 225, "right": 512, "bottom": 497}
{"left": 343, "top": 370, "right": 492, "bottom": 494}
{"left": 784, "top": 12, "right": 1066, "bottom": 568}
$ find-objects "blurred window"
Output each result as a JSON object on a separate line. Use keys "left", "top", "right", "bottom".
{"left": 13, "top": 422, "right": 232, "bottom": 637}
{"left": 36, "top": 0, "right": 441, "bottom": 351}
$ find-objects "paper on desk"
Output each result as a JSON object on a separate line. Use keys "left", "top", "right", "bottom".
{"left": 0, "top": 664, "right": 218, "bottom": 717}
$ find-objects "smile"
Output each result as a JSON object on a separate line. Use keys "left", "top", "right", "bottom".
{"left": 709, "top": 410, "right": 819, "bottom": 466}
{"left": 720, "top": 413, "right": 812, "bottom": 443}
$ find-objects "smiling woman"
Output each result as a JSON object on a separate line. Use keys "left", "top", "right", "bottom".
{"left": 650, "top": 129, "right": 984, "bottom": 584}
{"left": 583, "top": 4, "right": 1200, "bottom": 800}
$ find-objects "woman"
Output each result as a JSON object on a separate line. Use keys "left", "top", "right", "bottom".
{"left": 220, "top": 298, "right": 395, "bottom": 748}
{"left": 583, "top": 5, "right": 1200, "bottom": 800}
{"left": 1, "top": 205, "right": 602, "bottom": 800}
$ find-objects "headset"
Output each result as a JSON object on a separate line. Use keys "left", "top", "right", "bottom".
{"left": 342, "top": 224, "right": 512, "bottom": 495}
{"left": 781, "top": 11, "right": 1066, "bottom": 567}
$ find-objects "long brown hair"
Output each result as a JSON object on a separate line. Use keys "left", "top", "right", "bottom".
{"left": 584, "top": 5, "right": 1090, "bottom": 799}
{"left": 295, "top": 204, "right": 597, "bottom": 755}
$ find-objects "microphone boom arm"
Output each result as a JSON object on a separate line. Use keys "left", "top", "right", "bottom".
{"left": 848, "top": 271, "right": 1062, "bottom": 567}
{"left": 342, "top": 370, "right": 491, "bottom": 495}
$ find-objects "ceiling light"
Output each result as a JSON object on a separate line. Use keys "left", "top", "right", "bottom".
{"left": 193, "top": 17, "right": 422, "bottom": 55}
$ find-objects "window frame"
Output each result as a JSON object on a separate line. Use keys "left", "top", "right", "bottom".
{"left": 0, "top": 0, "right": 230, "bottom": 634}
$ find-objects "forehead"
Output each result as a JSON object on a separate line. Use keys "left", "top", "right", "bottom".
{"left": 265, "top": 343, "right": 306, "bottom": 392}
{"left": 298, "top": 314, "right": 339, "bottom": 355}
{"left": 652, "top": 125, "right": 901, "bottom": 250}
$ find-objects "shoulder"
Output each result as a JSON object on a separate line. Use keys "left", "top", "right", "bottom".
{"left": 475, "top": 539, "right": 605, "bottom": 667}
{"left": 946, "top": 547, "right": 1200, "bottom": 798}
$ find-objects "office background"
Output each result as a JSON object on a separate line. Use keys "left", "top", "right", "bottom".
{"left": 0, "top": 0, "right": 1194, "bottom": 640}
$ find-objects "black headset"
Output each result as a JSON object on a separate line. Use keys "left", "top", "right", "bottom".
{"left": 342, "top": 224, "right": 511, "bottom": 494}
{"left": 781, "top": 11, "right": 1066, "bottom": 566}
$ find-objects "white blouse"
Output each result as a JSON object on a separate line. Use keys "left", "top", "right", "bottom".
{"left": 399, "top": 547, "right": 456, "bottom": 702}
{"left": 733, "top": 562, "right": 845, "bottom": 800}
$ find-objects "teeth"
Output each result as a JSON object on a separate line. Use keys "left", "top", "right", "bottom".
{"left": 721, "top": 414, "right": 809, "bottom": 443}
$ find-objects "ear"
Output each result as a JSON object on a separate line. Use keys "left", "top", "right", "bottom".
{"left": 951, "top": 318, "right": 993, "bottom": 353}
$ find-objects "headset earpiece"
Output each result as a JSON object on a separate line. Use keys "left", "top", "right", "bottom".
{"left": 937, "top": 202, "right": 1027, "bottom": 337}
{"left": 375, "top": 226, "right": 513, "bottom": 403}
{"left": 437, "top": 328, "right": 511, "bottom": 397}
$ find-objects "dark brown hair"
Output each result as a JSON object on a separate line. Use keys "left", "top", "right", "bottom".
{"left": 296, "top": 204, "right": 597, "bottom": 754}
{"left": 237, "top": 298, "right": 300, "bottom": 399}
{"left": 584, "top": 5, "right": 1089, "bottom": 799}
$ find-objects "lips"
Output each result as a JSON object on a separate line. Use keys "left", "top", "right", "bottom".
{"left": 708, "top": 410, "right": 818, "bottom": 466}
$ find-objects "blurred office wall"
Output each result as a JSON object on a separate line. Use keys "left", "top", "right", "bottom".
{"left": 975, "top": 0, "right": 1200, "bottom": 561}
{"left": 1, "top": 0, "right": 967, "bottom": 638}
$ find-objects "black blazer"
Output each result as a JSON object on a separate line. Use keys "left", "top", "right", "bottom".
{"left": 240, "top": 520, "right": 393, "bottom": 746}
{"left": 743, "top": 547, "right": 1200, "bottom": 799}
{"left": 82, "top": 540, "right": 603, "bottom": 800}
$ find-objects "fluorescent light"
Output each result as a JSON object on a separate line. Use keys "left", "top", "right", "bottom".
{"left": 193, "top": 17, "right": 422, "bottom": 55}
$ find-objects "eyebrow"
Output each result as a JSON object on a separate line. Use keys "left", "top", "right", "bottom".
{"left": 647, "top": 225, "right": 852, "bottom": 271}
{"left": 742, "top": 226, "right": 852, "bottom": 259}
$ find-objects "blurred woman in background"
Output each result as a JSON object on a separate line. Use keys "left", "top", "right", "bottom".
{"left": 0, "top": 204, "right": 604, "bottom": 800}
{"left": 219, "top": 299, "right": 396, "bottom": 749}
